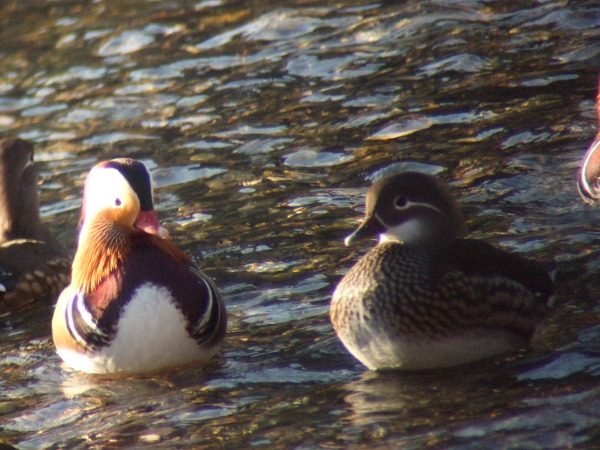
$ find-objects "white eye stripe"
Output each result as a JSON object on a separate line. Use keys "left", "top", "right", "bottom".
{"left": 375, "top": 199, "right": 447, "bottom": 244}
{"left": 391, "top": 199, "right": 443, "bottom": 214}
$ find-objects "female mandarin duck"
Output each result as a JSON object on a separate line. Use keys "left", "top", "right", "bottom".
{"left": 330, "top": 172, "right": 554, "bottom": 371}
{"left": 0, "top": 137, "right": 70, "bottom": 310}
{"left": 52, "top": 158, "right": 226, "bottom": 375}
{"left": 578, "top": 79, "right": 600, "bottom": 202}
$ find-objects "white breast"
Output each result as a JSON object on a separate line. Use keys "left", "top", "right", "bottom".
{"left": 342, "top": 325, "right": 526, "bottom": 370}
{"left": 57, "top": 283, "right": 218, "bottom": 374}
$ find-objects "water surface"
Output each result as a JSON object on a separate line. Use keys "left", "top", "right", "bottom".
{"left": 1, "top": 0, "right": 600, "bottom": 447}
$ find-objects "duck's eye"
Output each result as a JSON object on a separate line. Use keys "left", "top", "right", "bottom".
{"left": 395, "top": 196, "right": 408, "bottom": 208}
{"left": 114, "top": 198, "right": 122, "bottom": 207}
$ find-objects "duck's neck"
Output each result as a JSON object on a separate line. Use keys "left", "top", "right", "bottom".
{"left": 0, "top": 182, "right": 49, "bottom": 244}
{"left": 71, "top": 214, "right": 191, "bottom": 294}
{"left": 72, "top": 216, "right": 130, "bottom": 295}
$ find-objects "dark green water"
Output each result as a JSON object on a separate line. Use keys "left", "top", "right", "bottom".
{"left": 1, "top": 0, "right": 600, "bottom": 447}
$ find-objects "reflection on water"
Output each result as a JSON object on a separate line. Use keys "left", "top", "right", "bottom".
{"left": 1, "top": 0, "right": 600, "bottom": 447}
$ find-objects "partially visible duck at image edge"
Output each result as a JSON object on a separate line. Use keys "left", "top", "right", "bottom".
{"left": 578, "top": 78, "right": 600, "bottom": 202}
{"left": 0, "top": 137, "right": 70, "bottom": 312}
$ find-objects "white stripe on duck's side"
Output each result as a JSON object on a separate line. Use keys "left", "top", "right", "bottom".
{"left": 65, "top": 290, "right": 109, "bottom": 349}
{"left": 578, "top": 137, "right": 600, "bottom": 202}
{"left": 189, "top": 266, "right": 216, "bottom": 337}
{"left": 577, "top": 78, "right": 600, "bottom": 203}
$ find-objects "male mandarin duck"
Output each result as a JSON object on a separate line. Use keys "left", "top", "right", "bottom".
{"left": 52, "top": 158, "right": 226, "bottom": 375}
{"left": 578, "top": 78, "right": 600, "bottom": 202}
{"left": 330, "top": 172, "right": 554, "bottom": 371}
{"left": 0, "top": 137, "right": 70, "bottom": 310}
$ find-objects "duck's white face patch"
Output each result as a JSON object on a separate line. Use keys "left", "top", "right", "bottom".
{"left": 82, "top": 167, "right": 139, "bottom": 225}
{"left": 379, "top": 218, "right": 423, "bottom": 244}
{"left": 376, "top": 199, "right": 444, "bottom": 244}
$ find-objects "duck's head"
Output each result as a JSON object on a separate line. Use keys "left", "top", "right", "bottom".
{"left": 72, "top": 159, "right": 178, "bottom": 294}
{"left": 0, "top": 137, "right": 47, "bottom": 243}
{"left": 345, "top": 171, "right": 467, "bottom": 246}
{"left": 81, "top": 158, "right": 169, "bottom": 239}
